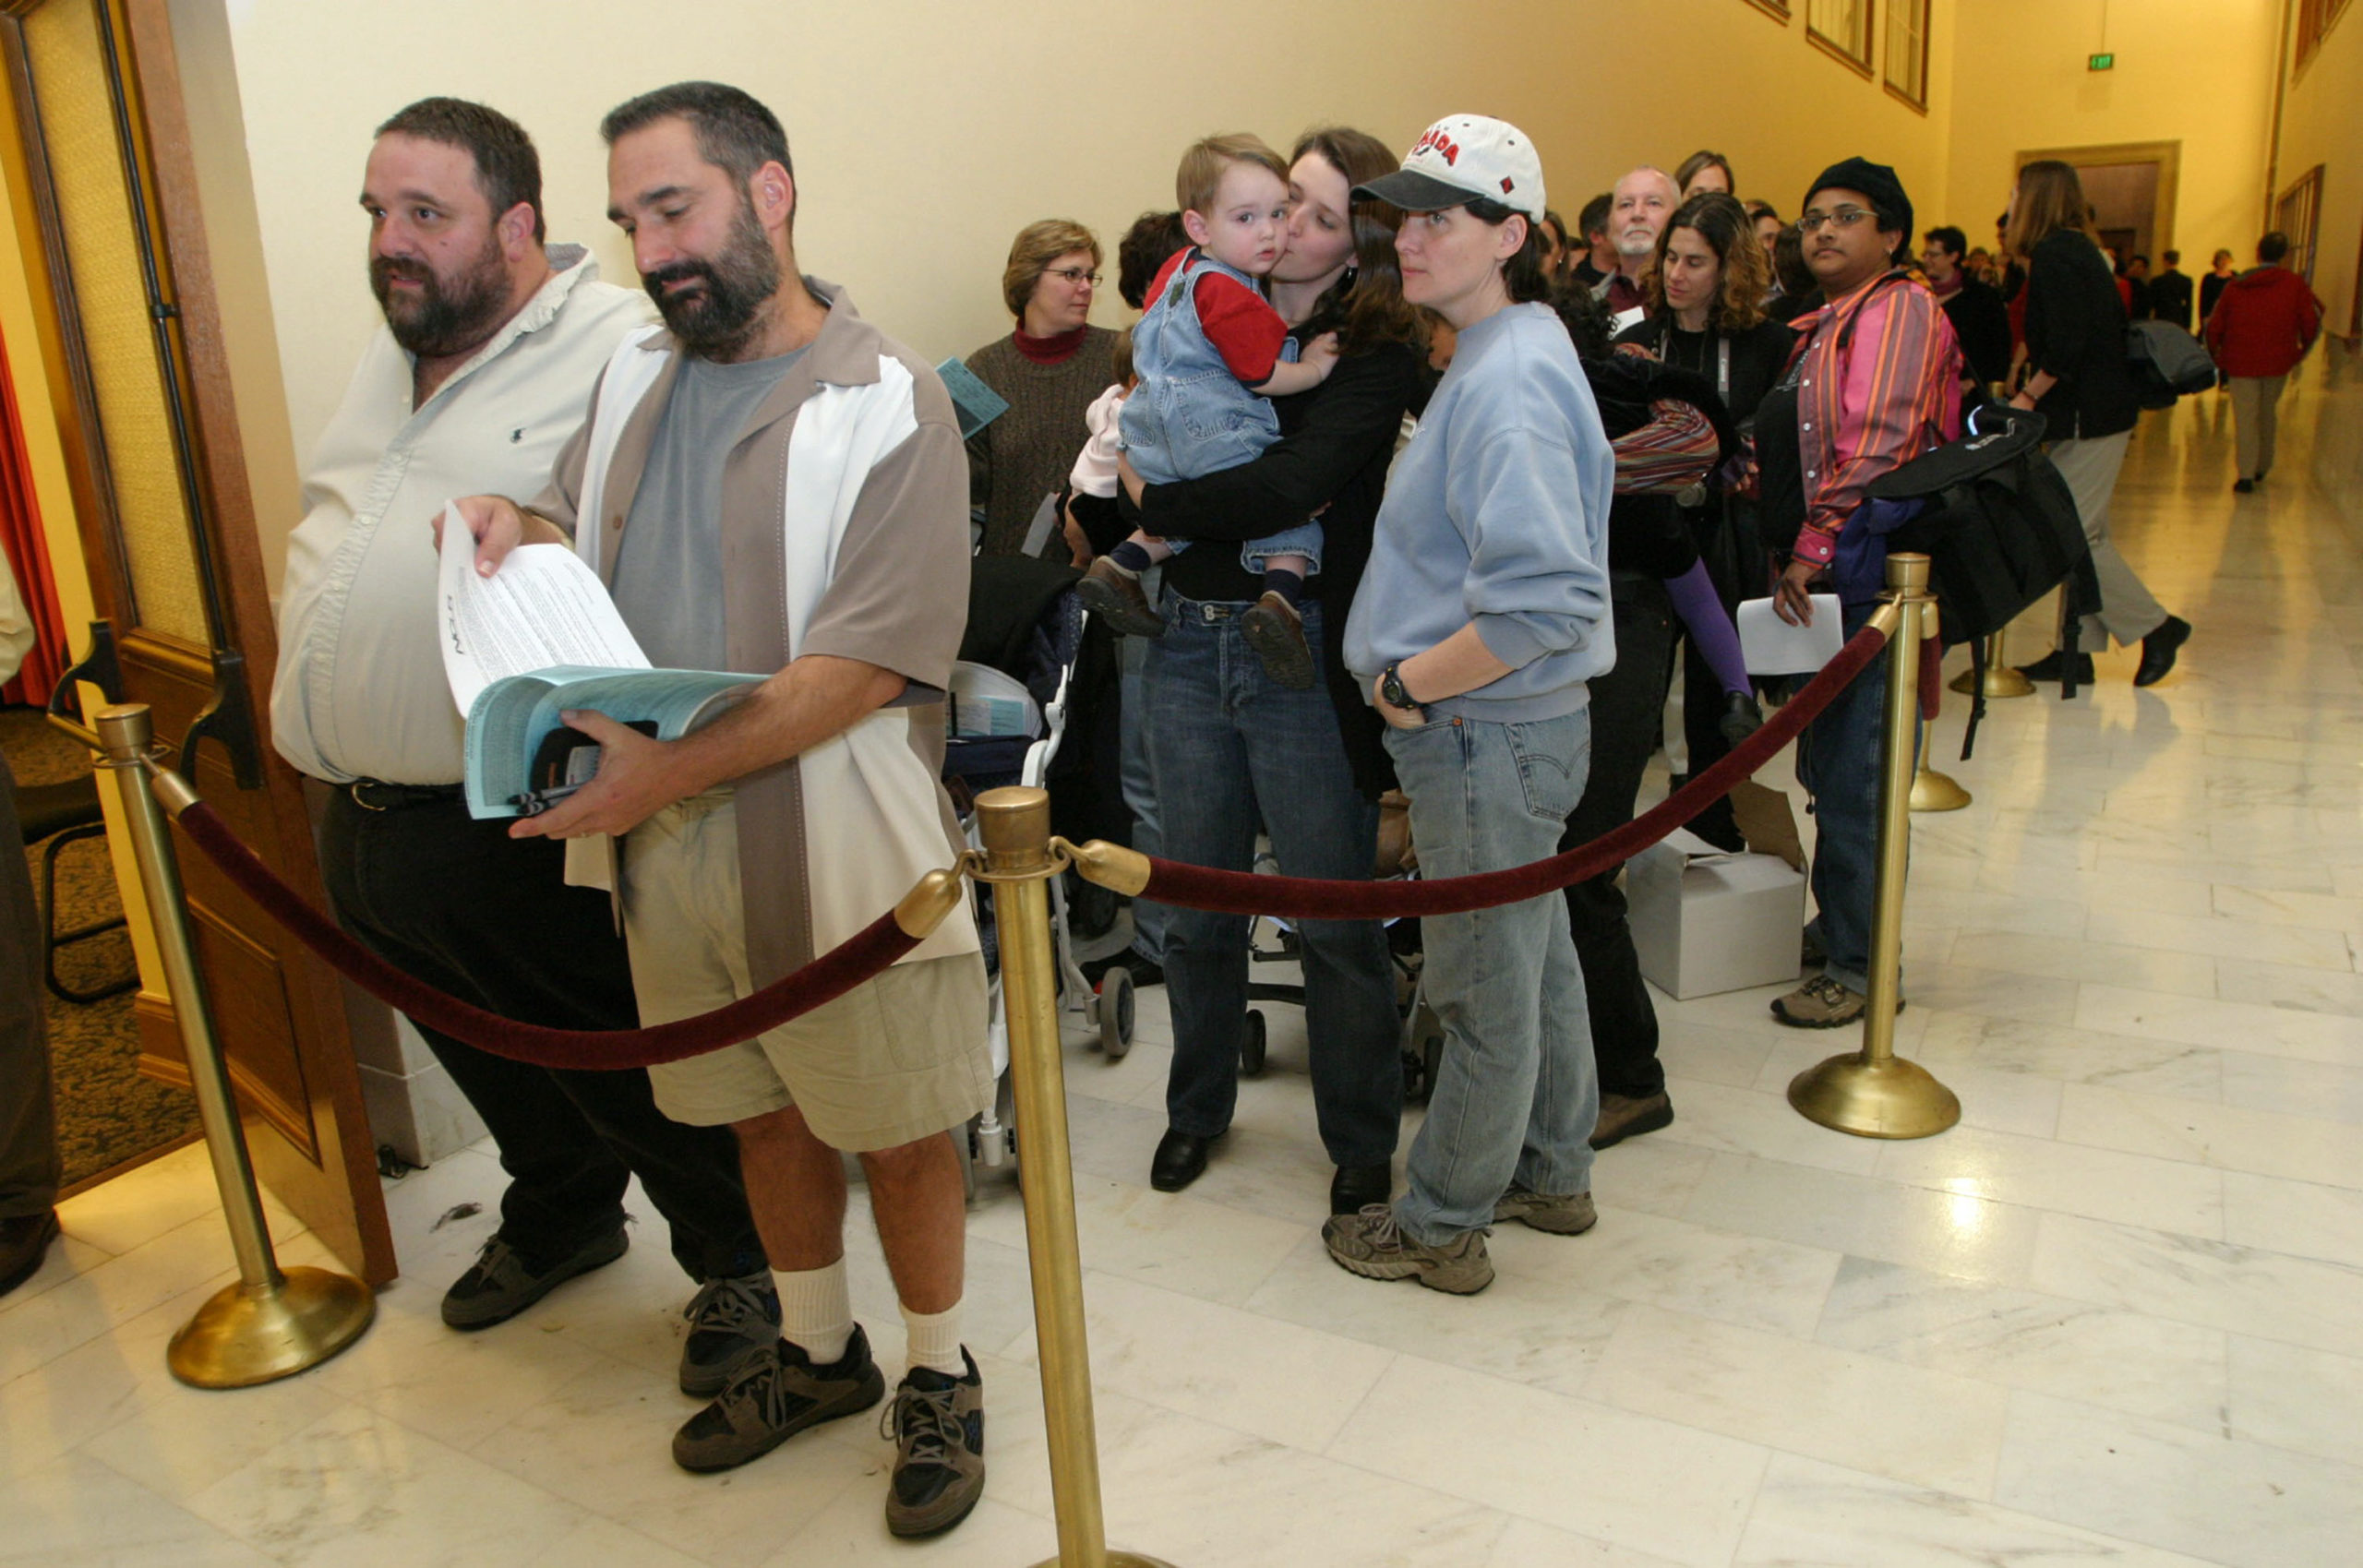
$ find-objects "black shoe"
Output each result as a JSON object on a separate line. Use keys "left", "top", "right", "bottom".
{"left": 673, "top": 1325, "right": 887, "bottom": 1472}
{"left": 2233, "top": 478, "right": 2255, "bottom": 494}
{"left": 2015, "top": 650, "right": 2094, "bottom": 685}
{"left": 441, "top": 1228, "right": 629, "bottom": 1330}
{"left": 1150, "top": 1129, "right": 1218, "bottom": 1192}
{"left": 2134, "top": 615, "right": 2190, "bottom": 688}
{"left": 882, "top": 1350, "right": 987, "bottom": 1538}
{"left": 1329, "top": 1163, "right": 1393, "bottom": 1215}
{"left": 0, "top": 1210, "right": 59, "bottom": 1298}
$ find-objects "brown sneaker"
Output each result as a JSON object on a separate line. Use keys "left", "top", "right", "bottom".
{"left": 1077, "top": 558, "right": 1167, "bottom": 637}
{"left": 1239, "top": 592, "right": 1316, "bottom": 688}
{"left": 1589, "top": 1091, "right": 1673, "bottom": 1151}
{"left": 1323, "top": 1203, "right": 1493, "bottom": 1294}
{"left": 1770, "top": 974, "right": 1905, "bottom": 1029}
{"left": 1491, "top": 1186, "right": 1598, "bottom": 1234}
{"left": 882, "top": 1351, "right": 986, "bottom": 1538}
{"left": 672, "top": 1325, "right": 886, "bottom": 1473}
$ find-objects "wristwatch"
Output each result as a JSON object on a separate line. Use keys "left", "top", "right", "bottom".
{"left": 1380, "top": 662, "right": 1425, "bottom": 715}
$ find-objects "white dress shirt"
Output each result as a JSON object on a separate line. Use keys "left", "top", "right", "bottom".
{"left": 270, "top": 245, "right": 655, "bottom": 784}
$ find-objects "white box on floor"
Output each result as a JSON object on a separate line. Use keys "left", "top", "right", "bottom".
{"left": 1627, "top": 826, "right": 1805, "bottom": 1001}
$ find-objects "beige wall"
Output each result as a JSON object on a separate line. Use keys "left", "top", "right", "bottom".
{"left": 2278, "top": 2, "right": 2362, "bottom": 342}
{"left": 1947, "top": 0, "right": 2279, "bottom": 268}
{"left": 224, "top": 0, "right": 1959, "bottom": 550}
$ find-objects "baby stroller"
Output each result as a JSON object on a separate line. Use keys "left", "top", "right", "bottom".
{"left": 944, "top": 556, "right": 1138, "bottom": 1195}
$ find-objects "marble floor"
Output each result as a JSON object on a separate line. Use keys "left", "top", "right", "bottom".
{"left": 6, "top": 370, "right": 2363, "bottom": 1566}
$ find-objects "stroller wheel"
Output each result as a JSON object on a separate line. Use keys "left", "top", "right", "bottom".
{"left": 1097, "top": 969, "right": 1136, "bottom": 1059}
{"left": 1240, "top": 1009, "right": 1268, "bottom": 1077}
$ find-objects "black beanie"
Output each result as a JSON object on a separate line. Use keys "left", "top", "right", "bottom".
{"left": 1803, "top": 157, "right": 1913, "bottom": 242}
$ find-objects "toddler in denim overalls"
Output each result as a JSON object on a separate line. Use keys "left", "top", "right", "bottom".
{"left": 1077, "top": 133, "right": 1339, "bottom": 688}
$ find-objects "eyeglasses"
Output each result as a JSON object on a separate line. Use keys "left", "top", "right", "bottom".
{"left": 1796, "top": 208, "right": 1877, "bottom": 235}
{"left": 1047, "top": 268, "right": 1101, "bottom": 285}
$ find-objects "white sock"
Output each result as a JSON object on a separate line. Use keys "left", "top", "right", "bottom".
{"left": 901, "top": 1300, "right": 966, "bottom": 1379}
{"left": 774, "top": 1261, "right": 853, "bottom": 1366}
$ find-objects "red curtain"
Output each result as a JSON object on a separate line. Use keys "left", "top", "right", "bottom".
{"left": 0, "top": 319, "right": 68, "bottom": 707}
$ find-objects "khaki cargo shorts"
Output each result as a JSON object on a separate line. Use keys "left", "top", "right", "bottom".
{"left": 622, "top": 792, "right": 993, "bottom": 1152}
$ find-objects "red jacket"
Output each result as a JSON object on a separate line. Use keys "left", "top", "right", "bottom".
{"left": 2205, "top": 266, "right": 2324, "bottom": 377}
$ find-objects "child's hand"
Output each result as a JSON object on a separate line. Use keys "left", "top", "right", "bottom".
{"left": 1301, "top": 332, "right": 1342, "bottom": 379}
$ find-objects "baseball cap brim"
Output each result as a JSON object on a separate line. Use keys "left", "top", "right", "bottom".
{"left": 1351, "top": 168, "right": 1490, "bottom": 212}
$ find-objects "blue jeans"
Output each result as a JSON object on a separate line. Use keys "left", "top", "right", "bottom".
{"left": 1116, "top": 628, "right": 1167, "bottom": 964}
{"left": 1794, "top": 601, "right": 1905, "bottom": 994}
{"left": 1143, "top": 591, "right": 1401, "bottom": 1167}
{"left": 1386, "top": 711, "right": 1598, "bottom": 1244}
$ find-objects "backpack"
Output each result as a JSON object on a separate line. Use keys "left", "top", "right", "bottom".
{"left": 2126, "top": 319, "right": 2217, "bottom": 409}
{"left": 1865, "top": 403, "right": 2100, "bottom": 750}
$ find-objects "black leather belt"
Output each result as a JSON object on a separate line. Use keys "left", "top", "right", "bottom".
{"left": 346, "top": 779, "right": 463, "bottom": 811}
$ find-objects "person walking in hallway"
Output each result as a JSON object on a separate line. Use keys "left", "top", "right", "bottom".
{"left": 0, "top": 557, "right": 59, "bottom": 1297}
{"left": 2002, "top": 161, "right": 2189, "bottom": 688}
{"left": 2205, "top": 232, "right": 2323, "bottom": 494}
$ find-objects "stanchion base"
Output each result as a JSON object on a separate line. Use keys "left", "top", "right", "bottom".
{"left": 167, "top": 1266, "right": 375, "bottom": 1388}
{"left": 1029, "top": 1555, "right": 1179, "bottom": 1566}
{"left": 1949, "top": 665, "right": 2035, "bottom": 699}
{"left": 1789, "top": 1051, "right": 1961, "bottom": 1140}
{"left": 1909, "top": 767, "right": 1972, "bottom": 811}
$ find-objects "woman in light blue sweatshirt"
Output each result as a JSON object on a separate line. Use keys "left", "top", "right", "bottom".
{"left": 1328, "top": 115, "right": 1616, "bottom": 1295}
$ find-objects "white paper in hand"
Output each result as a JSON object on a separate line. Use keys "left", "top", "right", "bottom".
{"left": 437, "top": 501, "right": 651, "bottom": 713}
{"left": 1737, "top": 594, "right": 1843, "bottom": 676}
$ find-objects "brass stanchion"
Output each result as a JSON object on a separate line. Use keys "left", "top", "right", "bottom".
{"left": 92, "top": 704, "right": 374, "bottom": 1386}
{"left": 971, "top": 786, "right": 1174, "bottom": 1568}
{"left": 1788, "top": 559, "right": 1962, "bottom": 1140}
{"left": 1949, "top": 631, "right": 2033, "bottom": 699}
{"left": 1908, "top": 755, "right": 1972, "bottom": 812}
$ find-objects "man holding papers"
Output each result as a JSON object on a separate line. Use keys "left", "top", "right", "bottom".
{"left": 270, "top": 101, "right": 773, "bottom": 1386}
{"left": 453, "top": 83, "right": 993, "bottom": 1538}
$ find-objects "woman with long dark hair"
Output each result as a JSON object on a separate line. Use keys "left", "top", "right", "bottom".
{"left": 2004, "top": 160, "right": 2191, "bottom": 686}
{"left": 1118, "top": 126, "right": 1431, "bottom": 1215}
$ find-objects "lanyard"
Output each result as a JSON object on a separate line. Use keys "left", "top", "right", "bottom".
{"left": 1659, "top": 321, "right": 1733, "bottom": 404}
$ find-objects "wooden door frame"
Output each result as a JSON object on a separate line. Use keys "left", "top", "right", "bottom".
{"left": 2016, "top": 140, "right": 2182, "bottom": 259}
{"left": 0, "top": 0, "right": 393, "bottom": 1281}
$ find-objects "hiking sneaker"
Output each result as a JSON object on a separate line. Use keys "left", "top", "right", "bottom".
{"left": 672, "top": 1324, "right": 887, "bottom": 1473}
{"left": 1492, "top": 1186, "right": 1598, "bottom": 1235}
{"left": 1323, "top": 1204, "right": 1493, "bottom": 1294}
{"left": 1590, "top": 1090, "right": 1674, "bottom": 1151}
{"left": 882, "top": 1350, "right": 987, "bottom": 1538}
{"left": 1239, "top": 591, "right": 1316, "bottom": 689}
{"left": 678, "top": 1270, "right": 782, "bottom": 1398}
{"left": 1771, "top": 974, "right": 1905, "bottom": 1029}
{"left": 1077, "top": 558, "right": 1167, "bottom": 638}
{"left": 440, "top": 1228, "right": 628, "bottom": 1330}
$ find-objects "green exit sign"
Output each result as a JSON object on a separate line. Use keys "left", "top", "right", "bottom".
{"left": 2089, "top": 52, "right": 2116, "bottom": 70}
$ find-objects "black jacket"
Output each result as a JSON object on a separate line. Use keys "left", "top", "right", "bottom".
{"left": 1127, "top": 336, "right": 1427, "bottom": 797}
{"left": 2024, "top": 230, "right": 2141, "bottom": 440}
{"left": 1939, "top": 279, "right": 2014, "bottom": 388}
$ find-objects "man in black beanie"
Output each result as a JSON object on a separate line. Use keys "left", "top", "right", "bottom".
{"left": 1760, "top": 157, "right": 1963, "bottom": 1027}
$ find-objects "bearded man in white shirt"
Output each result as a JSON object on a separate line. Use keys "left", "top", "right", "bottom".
{"left": 270, "top": 99, "right": 772, "bottom": 1403}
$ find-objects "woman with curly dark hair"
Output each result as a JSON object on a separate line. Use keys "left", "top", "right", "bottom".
{"left": 1617, "top": 191, "right": 1793, "bottom": 850}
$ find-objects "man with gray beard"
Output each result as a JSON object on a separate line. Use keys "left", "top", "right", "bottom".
{"left": 270, "top": 98, "right": 774, "bottom": 1399}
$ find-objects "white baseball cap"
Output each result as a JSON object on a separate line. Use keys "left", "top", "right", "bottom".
{"left": 1354, "top": 114, "right": 1547, "bottom": 220}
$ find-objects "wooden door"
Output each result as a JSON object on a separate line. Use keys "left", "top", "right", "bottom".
{"left": 1, "top": 0, "right": 392, "bottom": 1281}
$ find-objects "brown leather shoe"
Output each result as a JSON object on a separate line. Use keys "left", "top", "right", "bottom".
{"left": 1076, "top": 558, "right": 1167, "bottom": 637}
{"left": 1589, "top": 1091, "right": 1673, "bottom": 1150}
{"left": 1239, "top": 592, "right": 1315, "bottom": 688}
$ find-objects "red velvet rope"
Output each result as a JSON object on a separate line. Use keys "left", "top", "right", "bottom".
{"left": 174, "top": 802, "right": 919, "bottom": 1071}
{"left": 1140, "top": 618, "right": 1892, "bottom": 919}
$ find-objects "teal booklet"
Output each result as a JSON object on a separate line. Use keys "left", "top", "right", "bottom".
{"left": 935, "top": 358, "right": 1010, "bottom": 440}
{"left": 462, "top": 666, "right": 756, "bottom": 820}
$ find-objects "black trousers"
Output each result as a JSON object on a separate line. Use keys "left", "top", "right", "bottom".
{"left": 1560, "top": 582, "right": 1673, "bottom": 1099}
{"left": 320, "top": 790, "right": 762, "bottom": 1281}
{"left": 0, "top": 747, "right": 59, "bottom": 1219}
